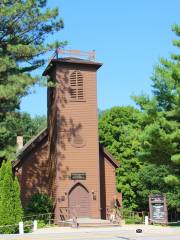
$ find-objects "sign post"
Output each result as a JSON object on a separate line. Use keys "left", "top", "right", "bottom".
{"left": 149, "top": 194, "right": 168, "bottom": 224}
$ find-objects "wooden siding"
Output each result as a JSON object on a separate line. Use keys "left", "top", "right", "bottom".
{"left": 16, "top": 137, "right": 49, "bottom": 206}
{"left": 14, "top": 58, "right": 119, "bottom": 221}
{"left": 104, "top": 158, "right": 116, "bottom": 207}
{"left": 99, "top": 148, "right": 117, "bottom": 219}
{"left": 50, "top": 64, "right": 101, "bottom": 219}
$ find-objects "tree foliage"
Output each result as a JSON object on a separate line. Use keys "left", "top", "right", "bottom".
{"left": 132, "top": 24, "right": 180, "bottom": 211}
{"left": 0, "top": 160, "right": 23, "bottom": 233}
{"left": 99, "top": 106, "right": 143, "bottom": 210}
{"left": 26, "top": 192, "right": 53, "bottom": 215}
{"left": 136, "top": 164, "right": 180, "bottom": 211}
{"left": 99, "top": 25, "right": 180, "bottom": 212}
{"left": 0, "top": 0, "right": 60, "bottom": 159}
{"left": 0, "top": 113, "right": 47, "bottom": 161}
{"left": 0, "top": 0, "right": 65, "bottom": 112}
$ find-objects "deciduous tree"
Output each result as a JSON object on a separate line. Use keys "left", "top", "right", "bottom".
{"left": 99, "top": 106, "right": 143, "bottom": 210}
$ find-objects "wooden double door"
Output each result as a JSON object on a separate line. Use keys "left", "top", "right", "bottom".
{"left": 69, "top": 183, "right": 90, "bottom": 218}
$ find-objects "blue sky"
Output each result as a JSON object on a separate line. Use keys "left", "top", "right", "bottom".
{"left": 21, "top": 0, "right": 180, "bottom": 117}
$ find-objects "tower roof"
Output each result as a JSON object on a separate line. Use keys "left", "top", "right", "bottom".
{"left": 42, "top": 57, "right": 102, "bottom": 76}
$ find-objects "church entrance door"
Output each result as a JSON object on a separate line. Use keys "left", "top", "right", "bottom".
{"left": 69, "top": 183, "right": 90, "bottom": 218}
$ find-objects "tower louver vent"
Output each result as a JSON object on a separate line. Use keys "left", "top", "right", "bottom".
{"left": 70, "top": 71, "right": 84, "bottom": 101}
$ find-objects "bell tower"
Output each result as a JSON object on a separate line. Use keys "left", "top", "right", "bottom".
{"left": 43, "top": 52, "right": 102, "bottom": 219}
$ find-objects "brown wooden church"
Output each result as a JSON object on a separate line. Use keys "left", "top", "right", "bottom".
{"left": 13, "top": 54, "right": 121, "bottom": 221}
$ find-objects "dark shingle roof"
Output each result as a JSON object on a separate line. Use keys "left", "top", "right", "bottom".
{"left": 42, "top": 57, "right": 102, "bottom": 76}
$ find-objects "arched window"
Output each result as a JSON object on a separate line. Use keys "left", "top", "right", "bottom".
{"left": 69, "top": 70, "right": 84, "bottom": 101}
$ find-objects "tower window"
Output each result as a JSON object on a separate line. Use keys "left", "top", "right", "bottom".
{"left": 69, "top": 70, "right": 84, "bottom": 101}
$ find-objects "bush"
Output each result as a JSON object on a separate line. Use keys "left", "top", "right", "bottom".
{"left": 125, "top": 215, "right": 143, "bottom": 224}
{"left": 25, "top": 193, "right": 53, "bottom": 223}
{"left": 24, "top": 220, "right": 33, "bottom": 233}
{"left": 125, "top": 218, "right": 135, "bottom": 224}
{"left": 0, "top": 225, "right": 19, "bottom": 234}
{"left": 37, "top": 220, "right": 47, "bottom": 229}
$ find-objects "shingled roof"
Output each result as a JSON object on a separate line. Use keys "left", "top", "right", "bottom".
{"left": 42, "top": 57, "right": 102, "bottom": 76}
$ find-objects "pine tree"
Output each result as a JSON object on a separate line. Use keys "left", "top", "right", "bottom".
{"left": 0, "top": 161, "right": 23, "bottom": 233}
{"left": 133, "top": 24, "right": 180, "bottom": 211}
{"left": 0, "top": 0, "right": 66, "bottom": 159}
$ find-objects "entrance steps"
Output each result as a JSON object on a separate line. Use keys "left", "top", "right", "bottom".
{"left": 59, "top": 218, "right": 121, "bottom": 227}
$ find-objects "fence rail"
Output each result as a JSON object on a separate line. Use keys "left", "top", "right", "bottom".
{"left": 23, "top": 213, "right": 54, "bottom": 220}
{"left": 0, "top": 211, "right": 179, "bottom": 235}
{"left": 0, "top": 212, "right": 54, "bottom": 234}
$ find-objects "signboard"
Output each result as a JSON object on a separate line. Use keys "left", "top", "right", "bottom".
{"left": 149, "top": 194, "right": 168, "bottom": 224}
{"left": 71, "top": 173, "right": 86, "bottom": 180}
{"left": 152, "top": 203, "right": 165, "bottom": 220}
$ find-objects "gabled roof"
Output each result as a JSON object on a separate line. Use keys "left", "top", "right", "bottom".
{"left": 13, "top": 128, "right": 48, "bottom": 168}
{"left": 43, "top": 57, "right": 102, "bottom": 76}
{"left": 13, "top": 128, "right": 120, "bottom": 169}
{"left": 99, "top": 143, "right": 120, "bottom": 168}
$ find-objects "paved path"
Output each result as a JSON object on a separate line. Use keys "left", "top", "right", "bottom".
{"left": 0, "top": 225, "right": 180, "bottom": 240}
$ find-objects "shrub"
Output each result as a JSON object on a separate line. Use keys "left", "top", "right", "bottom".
{"left": 24, "top": 220, "right": 33, "bottom": 233}
{"left": 125, "top": 215, "right": 143, "bottom": 224}
{"left": 25, "top": 193, "right": 53, "bottom": 222}
{"left": 37, "top": 220, "right": 47, "bottom": 228}
{"left": 0, "top": 161, "right": 23, "bottom": 234}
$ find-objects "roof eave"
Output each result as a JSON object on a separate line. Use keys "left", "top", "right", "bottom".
{"left": 13, "top": 128, "right": 48, "bottom": 168}
{"left": 42, "top": 59, "right": 103, "bottom": 76}
{"left": 99, "top": 143, "right": 120, "bottom": 168}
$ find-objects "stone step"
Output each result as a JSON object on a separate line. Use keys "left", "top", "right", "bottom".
{"left": 59, "top": 218, "right": 121, "bottom": 228}
{"left": 77, "top": 223, "right": 120, "bottom": 228}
